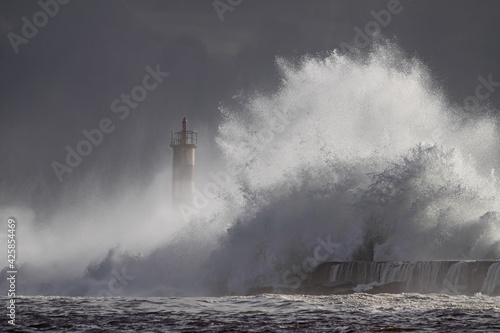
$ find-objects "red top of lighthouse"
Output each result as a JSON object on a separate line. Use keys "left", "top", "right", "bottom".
{"left": 170, "top": 117, "right": 198, "bottom": 147}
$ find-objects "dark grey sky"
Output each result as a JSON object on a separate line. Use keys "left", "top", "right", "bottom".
{"left": 1, "top": 0, "right": 499, "bottom": 213}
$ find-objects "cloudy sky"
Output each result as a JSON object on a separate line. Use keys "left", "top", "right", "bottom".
{"left": 1, "top": 0, "right": 499, "bottom": 215}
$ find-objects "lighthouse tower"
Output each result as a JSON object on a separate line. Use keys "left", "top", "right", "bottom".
{"left": 170, "top": 117, "right": 198, "bottom": 207}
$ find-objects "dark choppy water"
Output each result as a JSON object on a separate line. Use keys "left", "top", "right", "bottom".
{"left": 2, "top": 293, "right": 499, "bottom": 332}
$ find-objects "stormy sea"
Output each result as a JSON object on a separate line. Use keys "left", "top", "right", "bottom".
{"left": 2, "top": 294, "right": 499, "bottom": 332}
{"left": 2, "top": 42, "right": 500, "bottom": 331}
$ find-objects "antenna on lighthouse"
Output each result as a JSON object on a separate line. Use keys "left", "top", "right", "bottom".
{"left": 170, "top": 118, "right": 198, "bottom": 207}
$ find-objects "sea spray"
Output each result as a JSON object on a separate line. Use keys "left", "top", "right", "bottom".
{"left": 1, "top": 41, "right": 499, "bottom": 296}
{"left": 206, "top": 41, "right": 499, "bottom": 294}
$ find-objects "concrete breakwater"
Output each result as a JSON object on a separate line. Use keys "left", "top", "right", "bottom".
{"left": 301, "top": 261, "right": 500, "bottom": 295}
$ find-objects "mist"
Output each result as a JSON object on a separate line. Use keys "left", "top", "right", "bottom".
{"left": 1, "top": 36, "right": 498, "bottom": 295}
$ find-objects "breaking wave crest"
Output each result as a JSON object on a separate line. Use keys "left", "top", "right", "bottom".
{"left": 2, "top": 41, "right": 499, "bottom": 296}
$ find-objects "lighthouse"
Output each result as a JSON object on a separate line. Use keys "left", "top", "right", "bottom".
{"left": 170, "top": 117, "right": 198, "bottom": 207}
